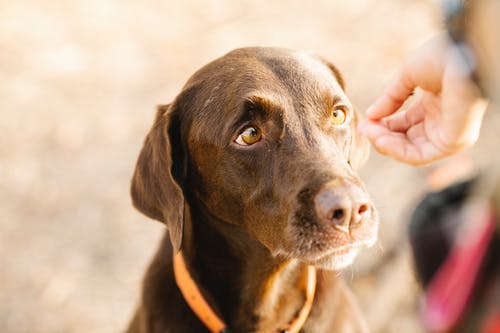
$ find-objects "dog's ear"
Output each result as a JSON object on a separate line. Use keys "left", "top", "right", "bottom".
{"left": 131, "top": 104, "right": 185, "bottom": 252}
{"left": 349, "top": 110, "right": 370, "bottom": 170}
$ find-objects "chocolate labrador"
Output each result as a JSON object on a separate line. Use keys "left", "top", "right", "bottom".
{"left": 127, "top": 47, "right": 378, "bottom": 333}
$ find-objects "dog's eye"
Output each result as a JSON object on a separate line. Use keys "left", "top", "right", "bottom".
{"left": 331, "top": 107, "right": 347, "bottom": 125}
{"left": 235, "top": 126, "right": 262, "bottom": 146}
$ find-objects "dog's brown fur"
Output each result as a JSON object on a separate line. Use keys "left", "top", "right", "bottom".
{"left": 127, "top": 47, "right": 378, "bottom": 333}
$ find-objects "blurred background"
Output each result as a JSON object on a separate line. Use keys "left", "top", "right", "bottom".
{"left": 2, "top": 0, "right": 500, "bottom": 332}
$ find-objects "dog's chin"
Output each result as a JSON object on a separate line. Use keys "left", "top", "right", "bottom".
{"left": 310, "top": 247, "right": 361, "bottom": 271}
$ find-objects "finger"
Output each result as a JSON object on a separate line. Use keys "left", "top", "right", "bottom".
{"left": 406, "top": 121, "right": 428, "bottom": 144}
{"left": 357, "top": 119, "right": 408, "bottom": 155}
{"left": 357, "top": 120, "right": 424, "bottom": 163}
{"left": 383, "top": 98, "right": 426, "bottom": 132}
{"left": 366, "top": 69, "right": 416, "bottom": 120}
{"left": 357, "top": 120, "right": 412, "bottom": 157}
{"left": 358, "top": 119, "right": 443, "bottom": 165}
{"left": 399, "top": 122, "right": 451, "bottom": 165}
{"left": 367, "top": 36, "right": 448, "bottom": 121}
{"left": 374, "top": 134, "right": 429, "bottom": 165}
{"left": 357, "top": 119, "right": 393, "bottom": 141}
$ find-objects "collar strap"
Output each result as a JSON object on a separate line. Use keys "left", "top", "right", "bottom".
{"left": 173, "top": 251, "right": 317, "bottom": 333}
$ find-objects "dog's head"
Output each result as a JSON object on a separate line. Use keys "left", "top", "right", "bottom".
{"left": 131, "top": 47, "right": 378, "bottom": 270}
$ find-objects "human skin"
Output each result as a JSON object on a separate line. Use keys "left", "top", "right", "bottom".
{"left": 358, "top": 35, "right": 488, "bottom": 166}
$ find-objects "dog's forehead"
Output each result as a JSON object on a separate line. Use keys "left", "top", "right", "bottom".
{"left": 297, "top": 53, "right": 333, "bottom": 78}
{"left": 266, "top": 50, "right": 343, "bottom": 91}
{"left": 183, "top": 48, "right": 349, "bottom": 145}
{"left": 239, "top": 49, "right": 345, "bottom": 98}
{"left": 188, "top": 47, "right": 345, "bottom": 99}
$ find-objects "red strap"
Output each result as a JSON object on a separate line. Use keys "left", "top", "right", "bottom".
{"left": 422, "top": 203, "right": 496, "bottom": 332}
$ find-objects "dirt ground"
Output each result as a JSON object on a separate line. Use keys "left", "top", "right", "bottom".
{"left": 2, "top": 1, "right": 500, "bottom": 332}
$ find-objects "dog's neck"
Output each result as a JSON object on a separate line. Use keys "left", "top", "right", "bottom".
{"left": 180, "top": 201, "right": 311, "bottom": 332}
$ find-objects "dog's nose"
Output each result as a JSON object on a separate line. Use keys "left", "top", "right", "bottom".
{"left": 314, "top": 182, "right": 372, "bottom": 232}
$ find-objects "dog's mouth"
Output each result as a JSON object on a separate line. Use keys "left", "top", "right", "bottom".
{"left": 308, "top": 238, "right": 376, "bottom": 270}
{"left": 289, "top": 179, "right": 379, "bottom": 269}
{"left": 281, "top": 205, "right": 379, "bottom": 270}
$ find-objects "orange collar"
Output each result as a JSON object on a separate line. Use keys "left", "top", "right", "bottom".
{"left": 173, "top": 251, "right": 317, "bottom": 333}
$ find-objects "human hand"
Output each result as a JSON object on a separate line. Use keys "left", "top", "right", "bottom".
{"left": 357, "top": 36, "right": 488, "bottom": 165}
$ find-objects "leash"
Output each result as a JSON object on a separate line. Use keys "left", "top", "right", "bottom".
{"left": 173, "top": 251, "right": 317, "bottom": 333}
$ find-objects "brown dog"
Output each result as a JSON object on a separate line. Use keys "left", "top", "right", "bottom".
{"left": 127, "top": 47, "right": 378, "bottom": 333}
